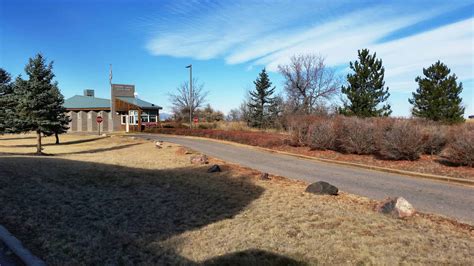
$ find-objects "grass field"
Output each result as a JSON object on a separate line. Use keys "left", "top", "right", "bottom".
{"left": 0, "top": 134, "right": 473, "bottom": 265}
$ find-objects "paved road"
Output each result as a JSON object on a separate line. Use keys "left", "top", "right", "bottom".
{"left": 134, "top": 134, "right": 474, "bottom": 224}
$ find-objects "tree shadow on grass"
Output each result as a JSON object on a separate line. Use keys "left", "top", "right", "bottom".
{"left": 0, "top": 136, "right": 107, "bottom": 148}
{"left": 0, "top": 156, "right": 271, "bottom": 265}
{"left": 201, "top": 249, "right": 305, "bottom": 266}
{"left": 0, "top": 136, "right": 36, "bottom": 141}
{"left": 0, "top": 143, "right": 141, "bottom": 156}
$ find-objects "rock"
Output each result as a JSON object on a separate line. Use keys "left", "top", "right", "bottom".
{"left": 184, "top": 150, "right": 193, "bottom": 155}
{"left": 376, "top": 197, "right": 416, "bottom": 218}
{"left": 305, "top": 181, "right": 338, "bottom": 195}
{"left": 260, "top": 172, "right": 270, "bottom": 180}
{"left": 207, "top": 164, "right": 221, "bottom": 173}
{"left": 190, "top": 154, "right": 209, "bottom": 165}
{"left": 155, "top": 141, "right": 163, "bottom": 149}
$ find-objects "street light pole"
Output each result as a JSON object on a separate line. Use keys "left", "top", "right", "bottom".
{"left": 186, "top": 64, "right": 192, "bottom": 129}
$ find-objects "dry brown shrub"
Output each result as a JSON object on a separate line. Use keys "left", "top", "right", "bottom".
{"left": 307, "top": 117, "right": 337, "bottom": 150}
{"left": 421, "top": 124, "right": 448, "bottom": 155}
{"left": 379, "top": 119, "right": 425, "bottom": 160}
{"left": 287, "top": 115, "right": 321, "bottom": 146}
{"left": 336, "top": 116, "right": 377, "bottom": 154}
{"left": 441, "top": 129, "right": 474, "bottom": 167}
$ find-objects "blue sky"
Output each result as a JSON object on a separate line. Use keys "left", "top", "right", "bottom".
{"left": 1, "top": 0, "right": 473, "bottom": 117}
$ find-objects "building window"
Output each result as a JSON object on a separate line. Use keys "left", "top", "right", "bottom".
{"left": 149, "top": 116, "right": 157, "bottom": 123}
{"left": 121, "top": 115, "right": 127, "bottom": 125}
{"left": 129, "top": 110, "right": 138, "bottom": 125}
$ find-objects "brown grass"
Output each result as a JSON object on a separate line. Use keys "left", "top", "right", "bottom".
{"left": 0, "top": 134, "right": 473, "bottom": 265}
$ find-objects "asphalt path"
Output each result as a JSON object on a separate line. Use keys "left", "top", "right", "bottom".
{"left": 133, "top": 134, "right": 474, "bottom": 224}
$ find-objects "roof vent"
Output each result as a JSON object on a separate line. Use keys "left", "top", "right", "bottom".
{"left": 84, "top": 89, "right": 95, "bottom": 97}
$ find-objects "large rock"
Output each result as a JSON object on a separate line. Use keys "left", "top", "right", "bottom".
{"left": 305, "top": 181, "right": 338, "bottom": 195}
{"left": 376, "top": 197, "right": 416, "bottom": 218}
{"left": 190, "top": 154, "right": 209, "bottom": 165}
{"left": 155, "top": 141, "right": 163, "bottom": 149}
{"left": 260, "top": 172, "right": 270, "bottom": 180}
{"left": 207, "top": 164, "right": 221, "bottom": 173}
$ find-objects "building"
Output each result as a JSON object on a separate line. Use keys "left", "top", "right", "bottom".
{"left": 64, "top": 84, "right": 162, "bottom": 132}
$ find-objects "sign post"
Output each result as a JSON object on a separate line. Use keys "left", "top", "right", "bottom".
{"left": 96, "top": 116, "right": 103, "bottom": 135}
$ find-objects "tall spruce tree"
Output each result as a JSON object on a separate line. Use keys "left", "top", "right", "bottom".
{"left": 340, "top": 49, "right": 392, "bottom": 117}
{"left": 49, "top": 85, "right": 70, "bottom": 144}
{"left": 0, "top": 68, "right": 15, "bottom": 134}
{"left": 409, "top": 61, "right": 465, "bottom": 123}
{"left": 247, "top": 68, "right": 276, "bottom": 128}
{"left": 14, "top": 54, "right": 69, "bottom": 153}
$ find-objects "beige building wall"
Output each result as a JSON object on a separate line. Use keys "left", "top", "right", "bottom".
{"left": 87, "top": 111, "right": 98, "bottom": 132}
{"left": 108, "top": 112, "right": 114, "bottom": 132}
{"left": 66, "top": 110, "right": 117, "bottom": 132}
{"left": 98, "top": 111, "right": 108, "bottom": 132}
{"left": 68, "top": 111, "right": 77, "bottom": 132}
{"left": 77, "top": 111, "right": 87, "bottom": 131}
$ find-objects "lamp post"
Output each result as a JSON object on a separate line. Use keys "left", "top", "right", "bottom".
{"left": 186, "top": 64, "right": 192, "bottom": 129}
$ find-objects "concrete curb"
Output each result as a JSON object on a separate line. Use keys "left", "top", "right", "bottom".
{"left": 0, "top": 225, "right": 45, "bottom": 266}
{"left": 136, "top": 133, "right": 474, "bottom": 188}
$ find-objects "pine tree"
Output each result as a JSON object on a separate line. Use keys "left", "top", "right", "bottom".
{"left": 340, "top": 49, "right": 392, "bottom": 117}
{"left": 49, "top": 85, "right": 70, "bottom": 144}
{"left": 0, "top": 68, "right": 15, "bottom": 134}
{"left": 409, "top": 61, "right": 465, "bottom": 123}
{"left": 247, "top": 68, "right": 276, "bottom": 128}
{"left": 14, "top": 54, "right": 69, "bottom": 153}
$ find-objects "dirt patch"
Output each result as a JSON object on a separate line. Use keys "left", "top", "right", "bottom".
{"left": 0, "top": 134, "right": 473, "bottom": 264}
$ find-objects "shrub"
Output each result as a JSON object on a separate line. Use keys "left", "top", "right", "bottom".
{"left": 379, "top": 120, "right": 425, "bottom": 160}
{"left": 441, "top": 129, "right": 474, "bottom": 167}
{"left": 336, "top": 117, "right": 377, "bottom": 154}
{"left": 422, "top": 125, "right": 448, "bottom": 155}
{"left": 287, "top": 115, "right": 315, "bottom": 146}
{"left": 307, "top": 119, "right": 336, "bottom": 150}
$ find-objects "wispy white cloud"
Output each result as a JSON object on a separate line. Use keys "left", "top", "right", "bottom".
{"left": 144, "top": 1, "right": 473, "bottom": 91}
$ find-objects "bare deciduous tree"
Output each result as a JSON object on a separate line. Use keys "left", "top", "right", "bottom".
{"left": 169, "top": 78, "right": 208, "bottom": 121}
{"left": 278, "top": 54, "right": 340, "bottom": 114}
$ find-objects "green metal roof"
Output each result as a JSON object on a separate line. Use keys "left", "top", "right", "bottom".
{"left": 64, "top": 95, "right": 111, "bottom": 109}
{"left": 116, "top": 96, "right": 162, "bottom": 109}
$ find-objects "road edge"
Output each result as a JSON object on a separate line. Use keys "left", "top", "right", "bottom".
{"left": 135, "top": 133, "right": 474, "bottom": 188}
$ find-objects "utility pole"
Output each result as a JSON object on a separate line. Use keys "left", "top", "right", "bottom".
{"left": 186, "top": 64, "right": 192, "bottom": 129}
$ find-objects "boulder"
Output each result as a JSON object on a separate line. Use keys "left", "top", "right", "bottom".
{"left": 260, "top": 172, "right": 270, "bottom": 180}
{"left": 207, "top": 164, "right": 221, "bottom": 173}
{"left": 375, "top": 197, "right": 416, "bottom": 218}
{"left": 305, "top": 181, "right": 338, "bottom": 195}
{"left": 190, "top": 154, "right": 209, "bottom": 165}
{"left": 155, "top": 141, "right": 163, "bottom": 149}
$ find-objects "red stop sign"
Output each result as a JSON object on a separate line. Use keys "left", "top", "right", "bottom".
{"left": 96, "top": 116, "right": 103, "bottom": 124}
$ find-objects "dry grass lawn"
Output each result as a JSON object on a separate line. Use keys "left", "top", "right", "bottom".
{"left": 0, "top": 134, "right": 473, "bottom": 265}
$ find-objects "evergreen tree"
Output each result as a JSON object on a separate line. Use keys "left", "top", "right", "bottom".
{"left": 14, "top": 54, "right": 69, "bottom": 153}
{"left": 0, "top": 68, "right": 15, "bottom": 134}
{"left": 409, "top": 61, "right": 465, "bottom": 123}
{"left": 247, "top": 68, "right": 276, "bottom": 128}
{"left": 49, "top": 85, "right": 70, "bottom": 144}
{"left": 340, "top": 49, "right": 392, "bottom": 117}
